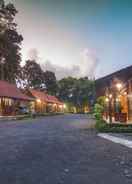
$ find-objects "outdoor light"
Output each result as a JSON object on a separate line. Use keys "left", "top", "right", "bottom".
{"left": 116, "top": 83, "right": 122, "bottom": 90}
{"left": 63, "top": 104, "right": 66, "bottom": 109}
{"left": 59, "top": 105, "right": 62, "bottom": 108}
{"left": 36, "top": 99, "right": 41, "bottom": 103}
{"left": 105, "top": 98, "right": 109, "bottom": 102}
{"left": 116, "top": 98, "right": 120, "bottom": 102}
{"left": 109, "top": 94, "right": 112, "bottom": 99}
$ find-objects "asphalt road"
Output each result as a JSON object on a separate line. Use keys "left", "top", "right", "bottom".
{"left": 0, "top": 114, "right": 132, "bottom": 184}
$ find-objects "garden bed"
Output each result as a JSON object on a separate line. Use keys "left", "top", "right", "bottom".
{"left": 95, "top": 119, "right": 132, "bottom": 133}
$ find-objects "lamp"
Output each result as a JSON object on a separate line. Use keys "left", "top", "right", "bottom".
{"left": 116, "top": 83, "right": 122, "bottom": 90}
{"left": 36, "top": 99, "right": 41, "bottom": 103}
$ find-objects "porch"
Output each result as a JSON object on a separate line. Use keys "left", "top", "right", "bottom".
{"left": 0, "top": 97, "right": 32, "bottom": 116}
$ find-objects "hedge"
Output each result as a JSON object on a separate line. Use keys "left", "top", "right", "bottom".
{"left": 95, "top": 119, "right": 132, "bottom": 133}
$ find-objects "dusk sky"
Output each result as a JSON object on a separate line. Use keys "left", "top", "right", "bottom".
{"left": 7, "top": 0, "right": 132, "bottom": 79}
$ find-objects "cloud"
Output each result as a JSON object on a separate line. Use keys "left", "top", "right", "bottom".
{"left": 79, "top": 48, "right": 99, "bottom": 77}
{"left": 27, "top": 48, "right": 40, "bottom": 61}
{"left": 27, "top": 48, "right": 99, "bottom": 80}
{"left": 42, "top": 60, "right": 81, "bottom": 79}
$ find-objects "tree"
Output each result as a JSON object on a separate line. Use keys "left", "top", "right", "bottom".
{"left": 96, "top": 96, "right": 106, "bottom": 107}
{"left": 43, "top": 71, "right": 58, "bottom": 95}
{"left": 72, "top": 77, "right": 95, "bottom": 112}
{"left": 22, "top": 60, "right": 45, "bottom": 89}
{"left": 58, "top": 77, "right": 95, "bottom": 112}
{"left": 58, "top": 77, "right": 77, "bottom": 102}
{"left": 0, "top": 1, "right": 23, "bottom": 83}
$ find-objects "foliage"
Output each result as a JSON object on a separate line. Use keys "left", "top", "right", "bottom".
{"left": 0, "top": 1, "right": 23, "bottom": 82}
{"left": 21, "top": 60, "right": 58, "bottom": 94}
{"left": 58, "top": 77, "right": 95, "bottom": 112}
{"left": 43, "top": 71, "right": 58, "bottom": 95}
{"left": 95, "top": 119, "right": 132, "bottom": 133}
{"left": 96, "top": 96, "right": 106, "bottom": 107}
{"left": 95, "top": 119, "right": 108, "bottom": 131}
{"left": 21, "top": 60, "right": 45, "bottom": 89}
{"left": 93, "top": 103, "right": 104, "bottom": 120}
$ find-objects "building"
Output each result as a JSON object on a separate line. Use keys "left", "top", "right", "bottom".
{"left": 0, "top": 80, "right": 33, "bottom": 116}
{"left": 95, "top": 65, "right": 132, "bottom": 122}
{"left": 46, "top": 95, "right": 64, "bottom": 113}
{"left": 25, "top": 89, "right": 48, "bottom": 114}
{"left": 25, "top": 89, "right": 64, "bottom": 114}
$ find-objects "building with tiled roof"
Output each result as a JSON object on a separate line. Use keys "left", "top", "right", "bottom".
{"left": 0, "top": 80, "right": 33, "bottom": 116}
{"left": 25, "top": 89, "right": 64, "bottom": 114}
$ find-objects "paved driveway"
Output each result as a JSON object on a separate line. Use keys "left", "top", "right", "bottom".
{"left": 0, "top": 114, "right": 132, "bottom": 183}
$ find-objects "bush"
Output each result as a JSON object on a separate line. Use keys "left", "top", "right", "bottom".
{"left": 95, "top": 119, "right": 109, "bottom": 131}
{"left": 93, "top": 103, "right": 104, "bottom": 121}
{"left": 95, "top": 119, "right": 132, "bottom": 133}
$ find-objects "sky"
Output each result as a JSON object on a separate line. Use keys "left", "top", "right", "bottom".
{"left": 6, "top": 0, "right": 132, "bottom": 79}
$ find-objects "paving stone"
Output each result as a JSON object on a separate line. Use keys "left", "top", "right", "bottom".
{"left": 0, "top": 115, "right": 130, "bottom": 183}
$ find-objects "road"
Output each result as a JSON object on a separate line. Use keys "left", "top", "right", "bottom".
{"left": 0, "top": 114, "right": 132, "bottom": 183}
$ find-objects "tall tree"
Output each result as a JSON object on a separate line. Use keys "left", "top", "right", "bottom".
{"left": 58, "top": 77, "right": 95, "bottom": 112}
{"left": 58, "top": 77, "right": 77, "bottom": 102}
{"left": 0, "top": 1, "right": 23, "bottom": 83}
{"left": 43, "top": 71, "right": 58, "bottom": 95}
{"left": 22, "top": 60, "right": 45, "bottom": 89}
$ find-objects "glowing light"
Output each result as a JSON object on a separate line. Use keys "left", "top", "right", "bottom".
{"left": 59, "top": 105, "right": 62, "bottom": 108}
{"left": 105, "top": 98, "right": 109, "bottom": 102}
{"left": 63, "top": 104, "right": 66, "bottom": 108}
{"left": 116, "top": 98, "right": 120, "bottom": 102}
{"left": 109, "top": 94, "right": 112, "bottom": 99}
{"left": 36, "top": 99, "right": 41, "bottom": 103}
{"left": 53, "top": 103, "right": 57, "bottom": 107}
{"left": 116, "top": 83, "right": 122, "bottom": 90}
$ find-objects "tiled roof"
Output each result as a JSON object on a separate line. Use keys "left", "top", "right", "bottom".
{"left": 29, "top": 89, "right": 63, "bottom": 105}
{"left": 47, "top": 95, "right": 63, "bottom": 105}
{"left": 0, "top": 80, "right": 33, "bottom": 101}
{"left": 29, "top": 89, "right": 49, "bottom": 102}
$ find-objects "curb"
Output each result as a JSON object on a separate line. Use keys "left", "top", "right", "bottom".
{"left": 98, "top": 133, "right": 132, "bottom": 149}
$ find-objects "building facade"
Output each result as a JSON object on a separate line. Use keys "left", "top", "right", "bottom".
{"left": 95, "top": 65, "right": 132, "bottom": 123}
{"left": 0, "top": 80, "right": 33, "bottom": 116}
{"left": 25, "top": 89, "right": 64, "bottom": 114}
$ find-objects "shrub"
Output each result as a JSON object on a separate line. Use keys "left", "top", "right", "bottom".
{"left": 93, "top": 103, "right": 104, "bottom": 120}
{"left": 95, "top": 119, "right": 109, "bottom": 131}
{"left": 95, "top": 119, "right": 132, "bottom": 133}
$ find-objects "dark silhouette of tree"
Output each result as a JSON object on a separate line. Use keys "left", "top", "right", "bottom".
{"left": 22, "top": 60, "right": 45, "bottom": 89}
{"left": 43, "top": 71, "right": 58, "bottom": 95}
{"left": 0, "top": 1, "right": 23, "bottom": 83}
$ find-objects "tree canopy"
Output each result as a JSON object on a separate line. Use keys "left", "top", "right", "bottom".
{"left": 0, "top": 1, "right": 23, "bottom": 83}
{"left": 58, "top": 77, "right": 95, "bottom": 112}
{"left": 22, "top": 60, "right": 45, "bottom": 89}
{"left": 43, "top": 71, "right": 58, "bottom": 95}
